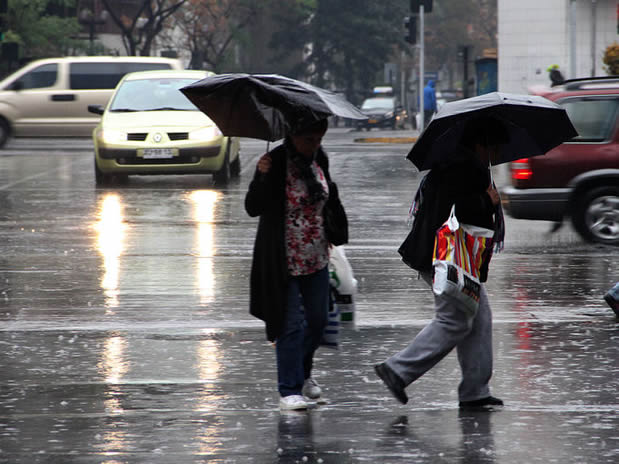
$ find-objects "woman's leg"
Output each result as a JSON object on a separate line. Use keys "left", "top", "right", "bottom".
{"left": 387, "top": 292, "right": 475, "bottom": 386}
{"left": 298, "top": 266, "right": 330, "bottom": 380}
{"left": 456, "top": 285, "right": 493, "bottom": 402}
{"left": 276, "top": 277, "right": 306, "bottom": 397}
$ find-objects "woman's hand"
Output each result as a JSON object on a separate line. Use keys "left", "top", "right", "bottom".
{"left": 486, "top": 184, "right": 500, "bottom": 206}
{"left": 257, "top": 153, "right": 272, "bottom": 174}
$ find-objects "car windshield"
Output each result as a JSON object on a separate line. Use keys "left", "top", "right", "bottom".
{"left": 109, "top": 78, "right": 199, "bottom": 112}
{"left": 561, "top": 97, "right": 619, "bottom": 142}
{"left": 361, "top": 98, "right": 395, "bottom": 111}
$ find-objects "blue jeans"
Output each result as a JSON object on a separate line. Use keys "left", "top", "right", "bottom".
{"left": 276, "top": 266, "right": 329, "bottom": 397}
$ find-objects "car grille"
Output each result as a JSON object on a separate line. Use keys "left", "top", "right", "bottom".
{"left": 127, "top": 133, "right": 148, "bottom": 141}
{"left": 168, "top": 132, "right": 189, "bottom": 141}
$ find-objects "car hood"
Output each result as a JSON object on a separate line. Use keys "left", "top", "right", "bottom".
{"left": 101, "top": 110, "right": 215, "bottom": 130}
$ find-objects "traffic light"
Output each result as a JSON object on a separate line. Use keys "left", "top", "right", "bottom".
{"left": 404, "top": 15, "right": 417, "bottom": 44}
{"left": 411, "top": 0, "right": 433, "bottom": 13}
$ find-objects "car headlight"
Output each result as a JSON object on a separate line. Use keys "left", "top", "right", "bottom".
{"left": 97, "top": 129, "right": 127, "bottom": 144}
{"left": 189, "top": 126, "right": 222, "bottom": 141}
{"left": 385, "top": 111, "right": 394, "bottom": 118}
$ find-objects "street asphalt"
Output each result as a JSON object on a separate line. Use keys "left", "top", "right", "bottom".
{"left": 0, "top": 127, "right": 616, "bottom": 463}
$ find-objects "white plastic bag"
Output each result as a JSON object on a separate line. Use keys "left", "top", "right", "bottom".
{"left": 329, "top": 246, "right": 357, "bottom": 327}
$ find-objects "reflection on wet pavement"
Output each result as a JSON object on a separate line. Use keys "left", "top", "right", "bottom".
{"left": 0, "top": 131, "right": 616, "bottom": 462}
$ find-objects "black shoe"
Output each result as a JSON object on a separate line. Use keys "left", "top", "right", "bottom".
{"left": 374, "top": 363, "right": 408, "bottom": 404}
{"left": 459, "top": 396, "right": 504, "bottom": 410}
{"left": 604, "top": 292, "right": 619, "bottom": 317}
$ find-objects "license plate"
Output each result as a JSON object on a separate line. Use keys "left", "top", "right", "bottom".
{"left": 368, "top": 119, "right": 378, "bottom": 124}
{"left": 142, "top": 148, "right": 176, "bottom": 159}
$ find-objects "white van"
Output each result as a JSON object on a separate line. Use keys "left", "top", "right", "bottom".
{"left": 0, "top": 56, "right": 184, "bottom": 147}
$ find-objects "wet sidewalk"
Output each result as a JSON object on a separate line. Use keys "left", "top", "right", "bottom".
{"left": 1, "top": 316, "right": 617, "bottom": 463}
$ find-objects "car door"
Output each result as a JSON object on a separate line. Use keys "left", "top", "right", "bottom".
{"left": 5, "top": 62, "right": 76, "bottom": 137}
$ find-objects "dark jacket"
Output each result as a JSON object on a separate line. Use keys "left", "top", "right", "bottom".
{"left": 399, "top": 152, "right": 495, "bottom": 281}
{"left": 244, "top": 141, "right": 346, "bottom": 341}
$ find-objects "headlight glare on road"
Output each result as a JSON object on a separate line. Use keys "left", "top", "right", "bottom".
{"left": 98, "top": 129, "right": 127, "bottom": 144}
{"left": 189, "top": 126, "right": 222, "bottom": 141}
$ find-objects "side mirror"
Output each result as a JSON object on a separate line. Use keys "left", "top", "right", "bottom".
{"left": 9, "top": 81, "right": 23, "bottom": 91}
{"left": 88, "top": 104, "right": 105, "bottom": 115}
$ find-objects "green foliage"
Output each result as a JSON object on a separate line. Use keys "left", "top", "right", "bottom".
{"left": 603, "top": 42, "right": 619, "bottom": 75}
{"left": 5, "top": 0, "right": 84, "bottom": 60}
{"left": 269, "top": 0, "right": 406, "bottom": 104}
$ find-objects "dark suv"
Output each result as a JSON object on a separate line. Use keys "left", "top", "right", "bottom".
{"left": 503, "top": 77, "right": 619, "bottom": 245}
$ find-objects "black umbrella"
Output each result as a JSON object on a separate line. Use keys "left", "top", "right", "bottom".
{"left": 180, "top": 73, "right": 367, "bottom": 142}
{"left": 407, "top": 92, "right": 578, "bottom": 171}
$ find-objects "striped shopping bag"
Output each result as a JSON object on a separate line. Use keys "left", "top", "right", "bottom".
{"left": 432, "top": 206, "right": 494, "bottom": 315}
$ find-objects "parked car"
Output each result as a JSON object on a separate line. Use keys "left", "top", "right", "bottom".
{"left": 502, "top": 77, "right": 619, "bottom": 245}
{"left": 88, "top": 70, "right": 240, "bottom": 185}
{"left": 0, "top": 56, "right": 184, "bottom": 148}
{"left": 356, "top": 96, "right": 408, "bottom": 130}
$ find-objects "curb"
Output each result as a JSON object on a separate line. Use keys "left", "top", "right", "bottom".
{"left": 354, "top": 137, "right": 418, "bottom": 144}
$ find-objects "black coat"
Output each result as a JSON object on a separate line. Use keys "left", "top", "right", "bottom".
{"left": 399, "top": 153, "right": 496, "bottom": 281}
{"left": 244, "top": 142, "right": 346, "bottom": 341}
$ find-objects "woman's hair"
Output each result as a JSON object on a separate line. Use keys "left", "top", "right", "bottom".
{"left": 290, "top": 118, "right": 329, "bottom": 136}
{"left": 460, "top": 116, "right": 509, "bottom": 148}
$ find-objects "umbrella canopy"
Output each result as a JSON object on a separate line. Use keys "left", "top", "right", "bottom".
{"left": 407, "top": 92, "right": 578, "bottom": 171}
{"left": 180, "top": 73, "right": 367, "bottom": 142}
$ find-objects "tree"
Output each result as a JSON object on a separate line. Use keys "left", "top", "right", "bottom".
{"left": 100, "top": 0, "right": 188, "bottom": 56}
{"left": 167, "top": 0, "right": 260, "bottom": 72}
{"left": 603, "top": 42, "right": 619, "bottom": 75}
{"left": 4, "top": 0, "right": 82, "bottom": 61}
{"left": 268, "top": 0, "right": 406, "bottom": 104}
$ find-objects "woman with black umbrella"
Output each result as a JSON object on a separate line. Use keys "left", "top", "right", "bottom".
{"left": 245, "top": 118, "right": 348, "bottom": 411}
{"left": 374, "top": 116, "right": 507, "bottom": 410}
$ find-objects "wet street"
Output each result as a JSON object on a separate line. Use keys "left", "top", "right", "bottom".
{"left": 0, "top": 129, "right": 617, "bottom": 463}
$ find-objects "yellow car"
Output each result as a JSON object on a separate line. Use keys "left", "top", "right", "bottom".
{"left": 88, "top": 70, "right": 240, "bottom": 185}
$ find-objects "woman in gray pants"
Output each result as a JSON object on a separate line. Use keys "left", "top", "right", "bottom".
{"left": 375, "top": 117, "right": 506, "bottom": 410}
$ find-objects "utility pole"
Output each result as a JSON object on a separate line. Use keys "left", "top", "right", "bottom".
{"left": 411, "top": 1, "right": 432, "bottom": 131}
{"left": 419, "top": 3, "right": 425, "bottom": 131}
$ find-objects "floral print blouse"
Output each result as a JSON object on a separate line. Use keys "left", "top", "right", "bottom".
{"left": 285, "top": 158, "right": 330, "bottom": 276}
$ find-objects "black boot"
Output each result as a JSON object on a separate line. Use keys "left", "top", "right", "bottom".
{"left": 459, "top": 396, "right": 504, "bottom": 410}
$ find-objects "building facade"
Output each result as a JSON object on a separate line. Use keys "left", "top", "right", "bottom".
{"left": 498, "top": 0, "right": 618, "bottom": 93}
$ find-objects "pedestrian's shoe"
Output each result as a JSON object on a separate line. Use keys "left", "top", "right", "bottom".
{"left": 604, "top": 291, "right": 619, "bottom": 317}
{"left": 374, "top": 362, "right": 408, "bottom": 404}
{"left": 459, "top": 396, "right": 504, "bottom": 410}
{"left": 302, "top": 378, "right": 322, "bottom": 400}
{"left": 279, "top": 394, "right": 308, "bottom": 411}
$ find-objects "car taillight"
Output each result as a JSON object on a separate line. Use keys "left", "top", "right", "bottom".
{"left": 511, "top": 158, "right": 532, "bottom": 181}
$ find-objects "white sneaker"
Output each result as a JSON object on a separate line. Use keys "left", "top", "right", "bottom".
{"left": 302, "top": 378, "right": 322, "bottom": 400}
{"left": 279, "top": 395, "right": 308, "bottom": 411}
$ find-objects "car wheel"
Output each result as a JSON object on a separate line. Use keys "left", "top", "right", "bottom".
{"left": 571, "top": 185, "right": 619, "bottom": 245}
{"left": 213, "top": 145, "right": 231, "bottom": 185}
{"left": 0, "top": 118, "right": 10, "bottom": 148}
{"left": 94, "top": 159, "right": 113, "bottom": 186}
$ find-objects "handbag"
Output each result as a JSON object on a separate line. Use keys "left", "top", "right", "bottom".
{"left": 323, "top": 181, "right": 348, "bottom": 246}
{"left": 432, "top": 206, "right": 494, "bottom": 316}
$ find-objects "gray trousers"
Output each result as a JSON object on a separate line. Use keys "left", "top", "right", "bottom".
{"left": 386, "top": 280, "right": 493, "bottom": 402}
